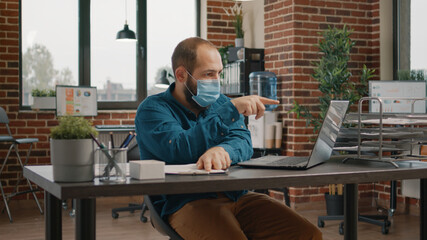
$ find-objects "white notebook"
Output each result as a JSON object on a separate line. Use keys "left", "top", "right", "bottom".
{"left": 165, "top": 164, "right": 228, "bottom": 175}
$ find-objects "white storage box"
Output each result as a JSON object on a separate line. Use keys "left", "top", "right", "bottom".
{"left": 129, "top": 160, "right": 165, "bottom": 180}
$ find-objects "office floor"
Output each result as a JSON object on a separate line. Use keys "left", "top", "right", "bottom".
{"left": 0, "top": 196, "right": 419, "bottom": 240}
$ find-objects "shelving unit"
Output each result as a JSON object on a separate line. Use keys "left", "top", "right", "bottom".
{"left": 319, "top": 97, "right": 427, "bottom": 235}
{"left": 221, "top": 48, "right": 264, "bottom": 96}
{"left": 337, "top": 97, "right": 427, "bottom": 168}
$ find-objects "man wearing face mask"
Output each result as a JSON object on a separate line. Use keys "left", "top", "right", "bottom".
{"left": 135, "top": 37, "right": 322, "bottom": 240}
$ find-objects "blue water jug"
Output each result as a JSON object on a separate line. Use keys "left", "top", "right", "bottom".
{"left": 249, "top": 71, "right": 277, "bottom": 111}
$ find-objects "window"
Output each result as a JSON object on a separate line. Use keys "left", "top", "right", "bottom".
{"left": 21, "top": 0, "right": 78, "bottom": 106}
{"left": 146, "top": 0, "right": 198, "bottom": 96}
{"left": 91, "top": 0, "right": 137, "bottom": 102}
{"left": 395, "top": 0, "right": 427, "bottom": 81}
{"left": 20, "top": 0, "right": 200, "bottom": 110}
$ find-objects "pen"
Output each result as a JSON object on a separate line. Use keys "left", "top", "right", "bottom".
{"left": 110, "top": 132, "right": 115, "bottom": 148}
{"left": 90, "top": 133, "right": 106, "bottom": 149}
{"left": 119, "top": 132, "right": 133, "bottom": 148}
{"left": 123, "top": 132, "right": 136, "bottom": 148}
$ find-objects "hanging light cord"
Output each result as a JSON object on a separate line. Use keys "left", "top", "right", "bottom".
{"left": 124, "top": 0, "right": 128, "bottom": 24}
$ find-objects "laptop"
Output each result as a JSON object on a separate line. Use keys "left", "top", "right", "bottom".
{"left": 238, "top": 100, "right": 349, "bottom": 170}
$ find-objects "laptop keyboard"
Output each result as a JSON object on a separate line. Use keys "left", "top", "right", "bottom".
{"left": 268, "top": 156, "right": 308, "bottom": 166}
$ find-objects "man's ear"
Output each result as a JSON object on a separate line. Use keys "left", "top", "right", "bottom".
{"left": 175, "top": 66, "right": 187, "bottom": 83}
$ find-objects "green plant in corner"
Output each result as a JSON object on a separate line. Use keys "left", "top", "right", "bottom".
{"left": 289, "top": 25, "right": 375, "bottom": 132}
{"left": 50, "top": 116, "right": 97, "bottom": 140}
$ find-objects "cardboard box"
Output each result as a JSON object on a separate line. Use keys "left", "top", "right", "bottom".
{"left": 248, "top": 112, "right": 278, "bottom": 148}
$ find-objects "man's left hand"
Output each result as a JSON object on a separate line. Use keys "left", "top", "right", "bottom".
{"left": 196, "top": 146, "right": 231, "bottom": 171}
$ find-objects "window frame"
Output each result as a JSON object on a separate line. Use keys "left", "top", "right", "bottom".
{"left": 19, "top": 0, "right": 201, "bottom": 110}
{"left": 393, "top": 0, "right": 427, "bottom": 80}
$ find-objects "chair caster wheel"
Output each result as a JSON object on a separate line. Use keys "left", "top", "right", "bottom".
{"left": 112, "top": 212, "right": 119, "bottom": 219}
{"left": 382, "top": 226, "right": 389, "bottom": 234}
{"left": 141, "top": 216, "right": 148, "bottom": 223}
{"left": 339, "top": 222, "right": 344, "bottom": 235}
{"left": 318, "top": 219, "right": 324, "bottom": 228}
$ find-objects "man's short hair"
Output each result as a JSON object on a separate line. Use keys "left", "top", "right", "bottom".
{"left": 171, "top": 37, "right": 217, "bottom": 76}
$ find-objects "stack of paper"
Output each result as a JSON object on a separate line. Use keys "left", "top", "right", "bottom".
{"left": 165, "top": 164, "right": 228, "bottom": 175}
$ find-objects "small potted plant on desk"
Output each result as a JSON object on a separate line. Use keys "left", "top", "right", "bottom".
{"left": 289, "top": 25, "right": 374, "bottom": 218}
{"left": 50, "top": 116, "right": 98, "bottom": 182}
{"left": 31, "top": 88, "right": 56, "bottom": 110}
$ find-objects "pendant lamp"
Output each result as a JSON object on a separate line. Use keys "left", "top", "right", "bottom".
{"left": 116, "top": 0, "right": 137, "bottom": 42}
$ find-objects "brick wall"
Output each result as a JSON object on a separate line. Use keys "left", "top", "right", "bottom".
{"left": 260, "top": 0, "right": 418, "bottom": 211}
{"left": 206, "top": 0, "right": 240, "bottom": 48}
{"left": 264, "top": 0, "right": 380, "bottom": 156}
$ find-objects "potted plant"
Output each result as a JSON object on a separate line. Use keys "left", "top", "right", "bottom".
{"left": 289, "top": 25, "right": 375, "bottom": 215}
{"left": 289, "top": 25, "right": 374, "bottom": 131}
{"left": 31, "top": 88, "right": 56, "bottom": 110}
{"left": 224, "top": 3, "right": 244, "bottom": 47}
{"left": 50, "top": 116, "right": 98, "bottom": 182}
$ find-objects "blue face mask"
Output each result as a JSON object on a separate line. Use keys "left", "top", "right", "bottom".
{"left": 184, "top": 70, "right": 220, "bottom": 107}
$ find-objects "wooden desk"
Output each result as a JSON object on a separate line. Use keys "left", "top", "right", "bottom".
{"left": 24, "top": 159, "right": 427, "bottom": 240}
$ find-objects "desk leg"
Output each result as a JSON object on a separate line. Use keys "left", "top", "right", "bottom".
{"left": 344, "top": 183, "right": 358, "bottom": 240}
{"left": 76, "top": 198, "right": 96, "bottom": 240}
{"left": 421, "top": 179, "right": 427, "bottom": 240}
{"left": 45, "top": 191, "right": 62, "bottom": 240}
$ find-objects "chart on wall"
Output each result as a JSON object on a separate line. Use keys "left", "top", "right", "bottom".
{"left": 369, "top": 81, "right": 426, "bottom": 113}
{"left": 56, "top": 85, "right": 97, "bottom": 116}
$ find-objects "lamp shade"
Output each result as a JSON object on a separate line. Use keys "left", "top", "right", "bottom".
{"left": 116, "top": 24, "right": 137, "bottom": 41}
{"left": 154, "top": 68, "right": 175, "bottom": 89}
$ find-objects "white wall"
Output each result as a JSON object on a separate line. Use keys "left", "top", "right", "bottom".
{"left": 242, "top": 0, "right": 264, "bottom": 48}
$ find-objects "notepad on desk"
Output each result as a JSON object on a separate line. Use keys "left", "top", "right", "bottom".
{"left": 165, "top": 164, "right": 228, "bottom": 175}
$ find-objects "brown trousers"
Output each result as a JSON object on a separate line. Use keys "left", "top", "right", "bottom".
{"left": 168, "top": 192, "right": 322, "bottom": 240}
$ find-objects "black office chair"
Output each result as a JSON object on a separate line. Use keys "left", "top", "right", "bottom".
{"left": 144, "top": 195, "right": 184, "bottom": 240}
{"left": 111, "top": 142, "right": 148, "bottom": 222}
{"left": 0, "top": 106, "right": 43, "bottom": 222}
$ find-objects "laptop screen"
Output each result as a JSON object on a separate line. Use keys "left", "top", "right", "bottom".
{"left": 306, "top": 100, "right": 349, "bottom": 168}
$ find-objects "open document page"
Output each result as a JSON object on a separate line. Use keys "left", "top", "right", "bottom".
{"left": 165, "top": 163, "right": 228, "bottom": 175}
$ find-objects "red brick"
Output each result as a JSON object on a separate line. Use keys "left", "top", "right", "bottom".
{"left": 17, "top": 128, "right": 36, "bottom": 134}
{"left": 103, "top": 120, "right": 121, "bottom": 125}
{"left": 325, "top": 1, "right": 341, "bottom": 8}
{"left": 27, "top": 120, "right": 46, "bottom": 127}
{"left": 0, "top": 9, "right": 18, "bottom": 17}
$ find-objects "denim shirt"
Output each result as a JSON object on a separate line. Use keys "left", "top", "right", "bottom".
{"left": 135, "top": 83, "right": 253, "bottom": 218}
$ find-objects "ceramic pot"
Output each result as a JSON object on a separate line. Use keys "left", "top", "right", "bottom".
{"left": 50, "top": 138, "right": 94, "bottom": 182}
{"left": 324, "top": 193, "right": 344, "bottom": 215}
{"left": 234, "top": 38, "right": 244, "bottom": 47}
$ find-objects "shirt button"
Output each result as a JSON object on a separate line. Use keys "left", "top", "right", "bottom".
{"left": 221, "top": 132, "right": 224, "bottom": 136}
{"left": 241, "top": 125, "right": 244, "bottom": 128}
{"left": 169, "top": 140, "right": 172, "bottom": 144}
{"left": 231, "top": 118, "right": 235, "bottom": 122}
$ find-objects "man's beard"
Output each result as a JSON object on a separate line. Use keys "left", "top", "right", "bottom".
{"left": 184, "top": 78, "right": 208, "bottom": 111}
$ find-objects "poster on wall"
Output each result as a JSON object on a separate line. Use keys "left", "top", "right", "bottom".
{"left": 56, "top": 85, "right": 97, "bottom": 116}
{"left": 369, "top": 81, "right": 426, "bottom": 113}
